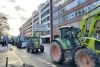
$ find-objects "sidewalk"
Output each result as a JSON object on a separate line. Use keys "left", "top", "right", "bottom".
{"left": 0, "top": 45, "right": 35, "bottom": 67}
{"left": 0, "top": 45, "right": 23, "bottom": 67}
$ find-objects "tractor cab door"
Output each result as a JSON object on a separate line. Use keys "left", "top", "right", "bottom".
{"left": 60, "top": 27, "right": 74, "bottom": 49}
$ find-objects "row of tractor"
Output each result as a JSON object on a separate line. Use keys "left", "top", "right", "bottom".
{"left": 10, "top": 36, "right": 44, "bottom": 53}
{"left": 10, "top": 5, "right": 100, "bottom": 67}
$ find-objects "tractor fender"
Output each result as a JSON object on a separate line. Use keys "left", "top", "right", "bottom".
{"left": 51, "top": 38, "right": 67, "bottom": 50}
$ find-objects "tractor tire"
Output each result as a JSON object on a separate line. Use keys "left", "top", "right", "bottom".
{"left": 35, "top": 49, "right": 39, "bottom": 53}
{"left": 74, "top": 48, "right": 96, "bottom": 67}
{"left": 40, "top": 45, "right": 44, "bottom": 52}
{"left": 17, "top": 44, "right": 21, "bottom": 48}
{"left": 30, "top": 47, "right": 34, "bottom": 53}
{"left": 50, "top": 41, "right": 65, "bottom": 63}
{"left": 26, "top": 47, "right": 30, "bottom": 52}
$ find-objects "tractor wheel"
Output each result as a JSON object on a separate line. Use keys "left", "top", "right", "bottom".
{"left": 30, "top": 47, "right": 34, "bottom": 53}
{"left": 74, "top": 48, "right": 96, "bottom": 67}
{"left": 35, "top": 49, "right": 39, "bottom": 53}
{"left": 40, "top": 45, "right": 44, "bottom": 52}
{"left": 17, "top": 44, "right": 21, "bottom": 48}
{"left": 26, "top": 47, "right": 30, "bottom": 52}
{"left": 50, "top": 41, "right": 65, "bottom": 63}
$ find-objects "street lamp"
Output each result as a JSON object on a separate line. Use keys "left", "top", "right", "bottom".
{"left": 50, "top": 0, "right": 53, "bottom": 42}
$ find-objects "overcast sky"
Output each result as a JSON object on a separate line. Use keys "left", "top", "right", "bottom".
{"left": 0, "top": 0, "right": 46, "bottom": 36}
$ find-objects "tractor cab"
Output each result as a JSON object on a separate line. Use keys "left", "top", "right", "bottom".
{"left": 59, "top": 26, "right": 81, "bottom": 46}
{"left": 59, "top": 26, "right": 80, "bottom": 39}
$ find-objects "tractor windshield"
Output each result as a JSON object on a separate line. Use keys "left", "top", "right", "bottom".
{"left": 32, "top": 37, "right": 39, "bottom": 45}
{"left": 60, "top": 27, "right": 70, "bottom": 38}
{"left": 60, "top": 27, "right": 80, "bottom": 39}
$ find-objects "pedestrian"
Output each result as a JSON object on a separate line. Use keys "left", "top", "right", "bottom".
{"left": 2, "top": 40, "right": 8, "bottom": 50}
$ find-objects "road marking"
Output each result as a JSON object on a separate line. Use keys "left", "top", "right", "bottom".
{"left": 9, "top": 46, "right": 24, "bottom": 65}
{"left": 46, "top": 62, "right": 51, "bottom": 65}
{"left": 12, "top": 51, "right": 24, "bottom": 64}
{"left": 42, "top": 60, "right": 47, "bottom": 63}
{"left": 11, "top": 45, "right": 56, "bottom": 67}
{"left": 8, "top": 61, "right": 19, "bottom": 64}
{"left": 50, "top": 64, "right": 57, "bottom": 67}
{"left": 34, "top": 56, "right": 56, "bottom": 67}
{"left": 38, "top": 58, "right": 42, "bottom": 61}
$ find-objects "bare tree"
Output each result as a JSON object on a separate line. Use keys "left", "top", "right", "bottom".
{"left": 0, "top": 13, "right": 10, "bottom": 40}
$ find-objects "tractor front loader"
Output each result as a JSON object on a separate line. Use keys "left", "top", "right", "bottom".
{"left": 50, "top": 5, "right": 100, "bottom": 67}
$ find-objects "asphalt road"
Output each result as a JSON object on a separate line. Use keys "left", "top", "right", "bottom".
{"left": 11, "top": 45, "right": 76, "bottom": 67}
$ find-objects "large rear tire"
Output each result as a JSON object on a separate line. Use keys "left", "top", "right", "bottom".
{"left": 74, "top": 49, "right": 96, "bottom": 67}
{"left": 50, "top": 41, "right": 65, "bottom": 63}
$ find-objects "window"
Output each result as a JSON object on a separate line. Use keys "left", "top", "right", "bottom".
{"left": 76, "top": 0, "right": 87, "bottom": 5}
{"left": 53, "top": 19, "right": 60, "bottom": 25}
{"left": 48, "top": 23, "right": 50, "bottom": 27}
{"left": 41, "top": 9, "right": 49, "bottom": 18}
{"left": 41, "top": 16, "right": 49, "bottom": 23}
{"left": 34, "top": 13, "right": 39, "bottom": 18}
{"left": 76, "top": 9, "right": 84, "bottom": 16}
{"left": 53, "top": 10, "right": 60, "bottom": 17}
{"left": 96, "top": 20, "right": 100, "bottom": 39}
{"left": 53, "top": 0, "right": 87, "bottom": 17}
{"left": 64, "top": 15, "right": 68, "bottom": 21}
{"left": 60, "top": 27, "right": 70, "bottom": 38}
{"left": 53, "top": 0, "right": 100, "bottom": 25}
{"left": 60, "top": 17, "right": 63, "bottom": 23}
{"left": 69, "top": 12, "right": 76, "bottom": 19}
{"left": 41, "top": 3, "right": 49, "bottom": 12}
{"left": 67, "top": 12, "right": 76, "bottom": 20}
{"left": 53, "top": 0, "right": 57, "bottom": 2}
{"left": 34, "top": 17, "right": 39, "bottom": 23}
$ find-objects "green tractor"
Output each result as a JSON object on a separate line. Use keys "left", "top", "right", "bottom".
{"left": 50, "top": 5, "right": 100, "bottom": 67}
{"left": 26, "top": 37, "right": 44, "bottom": 53}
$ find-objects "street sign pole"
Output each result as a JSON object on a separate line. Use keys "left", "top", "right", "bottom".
{"left": 50, "top": 0, "right": 53, "bottom": 42}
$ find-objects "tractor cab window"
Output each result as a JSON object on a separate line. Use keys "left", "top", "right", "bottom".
{"left": 60, "top": 27, "right": 70, "bottom": 38}
{"left": 96, "top": 20, "right": 100, "bottom": 39}
{"left": 32, "top": 37, "right": 39, "bottom": 44}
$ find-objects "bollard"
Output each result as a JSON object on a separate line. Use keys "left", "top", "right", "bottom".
{"left": 6, "top": 57, "right": 8, "bottom": 67}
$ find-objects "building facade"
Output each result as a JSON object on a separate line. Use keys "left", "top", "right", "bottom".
{"left": 20, "top": 0, "right": 50, "bottom": 43}
{"left": 32, "top": 0, "right": 50, "bottom": 43}
{"left": 52, "top": 0, "right": 100, "bottom": 38}
{"left": 39, "top": 1, "right": 50, "bottom": 43}
{"left": 19, "top": 16, "right": 32, "bottom": 37}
